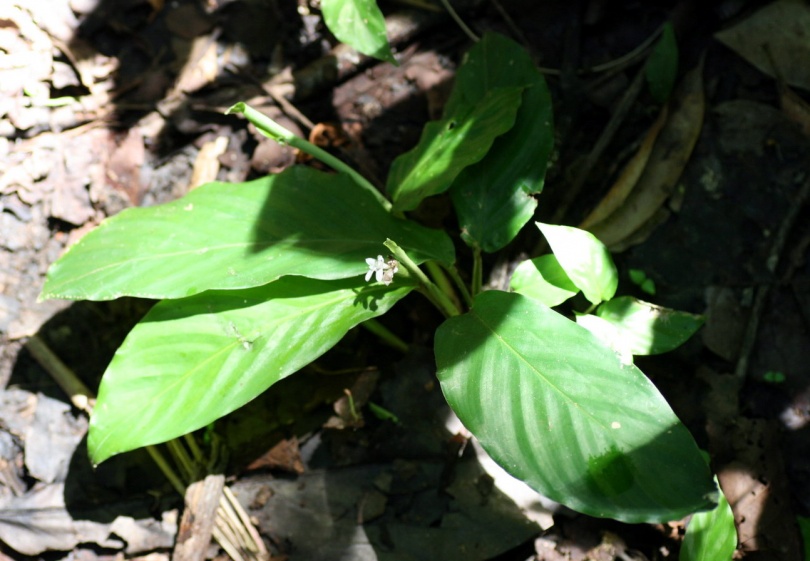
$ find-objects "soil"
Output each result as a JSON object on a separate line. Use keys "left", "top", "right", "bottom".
{"left": 1, "top": 0, "right": 809, "bottom": 560}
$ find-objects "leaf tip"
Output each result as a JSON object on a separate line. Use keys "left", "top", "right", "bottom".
{"left": 225, "top": 102, "right": 247, "bottom": 116}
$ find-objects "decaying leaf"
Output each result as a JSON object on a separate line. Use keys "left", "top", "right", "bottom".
{"left": 586, "top": 58, "right": 705, "bottom": 249}
{"left": 715, "top": 0, "right": 810, "bottom": 92}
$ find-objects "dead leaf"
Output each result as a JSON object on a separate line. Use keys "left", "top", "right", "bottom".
{"left": 580, "top": 106, "right": 668, "bottom": 229}
{"left": 716, "top": 0, "right": 810, "bottom": 92}
{"left": 189, "top": 135, "right": 228, "bottom": 189}
{"left": 587, "top": 58, "right": 705, "bottom": 249}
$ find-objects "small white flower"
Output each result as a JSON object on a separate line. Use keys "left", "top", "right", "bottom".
{"left": 365, "top": 255, "right": 398, "bottom": 285}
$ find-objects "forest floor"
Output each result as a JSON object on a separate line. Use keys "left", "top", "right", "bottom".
{"left": 1, "top": 0, "right": 810, "bottom": 559}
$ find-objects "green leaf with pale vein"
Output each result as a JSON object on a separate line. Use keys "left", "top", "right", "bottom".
{"left": 536, "top": 222, "right": 618, "bottom": 305}
{"left": 42, "top": 166, "right": 453, "bottom": 301}
{"left": 321, "top": 0, "right": 395, "bottom": 63}
{"left": 510, "top": 254, "right": 578, "bottom": 307}
{"left": 89, "top": 276, "right": 412, "bottom": 463}
{"left": 435, "top": 290, "right": 717, "bottom": 522}
{"left": 387, "top": 87, "right": 524, "bottom": 212}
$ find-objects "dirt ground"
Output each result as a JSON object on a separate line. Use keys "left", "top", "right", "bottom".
{"left": 1, "top": 0, "right": 810, "bottom": 559}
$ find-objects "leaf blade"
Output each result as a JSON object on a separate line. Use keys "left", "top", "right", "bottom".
{"left": 88, "top": 276, "right": 413, "bottom": 463}
{"left": 387, "top": 87, "right": 525, "bottom": 212}
{"left": 536, "top": 222, "right": 618, "bottom": 305}
{"left": 321, "top": 0, "right": 395, "bottom": 64}
{"left": 435, "top": 290, "right": 717, "bottom": 522}
{"left": 42, "top": 166, "right": 453, "bottom": 301}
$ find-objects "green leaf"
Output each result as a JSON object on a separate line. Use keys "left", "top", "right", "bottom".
{"left": 536, "top": 222, "right": 618, "bottom": 305}
{"left": 435, "top": 290, "right": 717, "bottom": 522}
{"left": 645, "top": 22, "right": 678, "bottom": 102}
{"left": 321, "top": 0, "right": 396, "bottom": 64}
{"left": 595, "top": 296, "right": 704, "bottom": 355}
{"left": 387, "top": 86, "right": 525, "bottom": 212}
{"left": 89, "top": 276, "right": 412, "bottom": 463}
{"left": 42, "top": 166, "right": 453, "bottom": 301}
{"left": 680, "top": 478, "right": 736, "bottom": 561}
{"left": 509, "top": 254, "right": 578, "bottom": 307}
{"left": 447, "top": 33, "right": 554, "bottom": 252}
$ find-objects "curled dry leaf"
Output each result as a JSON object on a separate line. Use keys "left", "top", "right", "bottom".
{"left": 585, "top": 58, "right": 705, "bottom": 249}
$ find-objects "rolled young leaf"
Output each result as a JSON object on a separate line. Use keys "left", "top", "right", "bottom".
{"left": 321, "top": 0, "right": 396, "bottom": 64}
{"left": 89, "top": 276, "right": 413, "bottom": 464}
{"left": 435, "top": 290, "right": 717, "bottom": 522}
{"left": 680, "top": 478, "right": 736, "bottom": 561}
{"left": 42, "top": 166, "right": 453, "bottom": 301}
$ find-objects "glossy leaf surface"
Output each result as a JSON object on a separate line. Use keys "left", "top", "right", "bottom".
{"left": 509, "top": 254, "right": 578, "bottom": 307}
{"left": 448, "top": 33, "right": 554, "bottom": 252}
{"left": 387, "top": 87, "right": 524, "bottom": 212}
{"left": 435, "top": 290, "right": 716, "bottom": 522}
{"left": 321, "top": 0, "right": 395, "bottom": 63}
{"left": 42, "top": 167, "right": 453, "bottom": 301}
{"left": 536, "top": 222, "right": 618, "bottom": 305}
{"left": 595, "top": 296, "right": 704, "bottom": 355}
{"left": 680, "top": 478, "right": 736, "bottom": 561}
{"left": 89, "top": 276, "right": 412, "bottom": 463}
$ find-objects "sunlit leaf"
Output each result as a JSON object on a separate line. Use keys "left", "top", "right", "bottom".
{"left": 89, "top": 276, "right": 412, "bottom": 463}
{"left": 387, "top": 87, "right": 524, "bottom": 212}
{"left": 536, "top": 222, "right": 618, "bottom": 305}
{"left": 42, "top": 166, "right": 453, "bottom": 301}
{"left": 510, "top": 254, "right": 578, "bottom": 307}
{"left": 448, "top": 33, "right": 554, "bottom": 252}
{"left": 435, "top": 290, "right": 717, "bottom": 522}
{"left": 321, "top": 0, "right": 395, "bottom": 64}
{"left": 680, "top": 477, "right": 736, "bottom": 561}
{"left": 595, "top": 296, "right": 703, "bottom": 355}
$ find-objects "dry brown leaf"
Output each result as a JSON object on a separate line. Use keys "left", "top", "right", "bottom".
{"left": 586, "top": 58, "right": 705, "bottom": 249}
{"left": 716, "top": 0, "right": 810, "bottom": 92}
{"left": 189, "top": 135, "right": 228, "bottom": 190}
{"left": 579, "top": 106, "right": 668, "bottom": 229}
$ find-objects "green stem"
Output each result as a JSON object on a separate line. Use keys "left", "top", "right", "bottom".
{"left": 440, "top": 262, "right": 473, "bottom": 307}
{"left": 472, "top": 247, "right": 483, "bottom": 296}
{"left": 384, "top": 239, "right": 460, "bottom": 318}
{"left": 227, "top": 102, "right": 391, "bottom": 211}
{"left": 425, "top": 260, "right": 462, "bottom": 311}
{"left": 362, "top": 318, "right": 409, "bottom": 353}
{"left": 147, "top": 445, "right": 186, "bottom": 495}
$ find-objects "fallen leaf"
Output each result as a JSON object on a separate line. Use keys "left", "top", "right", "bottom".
{"left": 586, "top": 58, "right": 705, "bottom": 249}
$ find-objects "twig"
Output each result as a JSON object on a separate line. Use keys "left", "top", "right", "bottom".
{"left": 734, "top": 175, "right": 810, "bottom": 382}
{"left": 438, "top": 0, "right": 480, "bottom": 42}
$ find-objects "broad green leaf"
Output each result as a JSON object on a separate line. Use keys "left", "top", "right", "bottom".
{"left": 510, "top": 254, "right": 578, "bottom": 307}
{"left": 595, "top": 296, "right": 704, "bottom": 355}
{"left": 435, "top": 291, "right": 717, "bottom": 522}
{"left": 387, "top": 87, "right": 524, "bottom": 212}
{"left": 536, "top": 222, "right": 618, "bottom": 305}
{"left": 680, "top": 478, "right": 736, "bottom": 561}
{"left": 321, "top": 0, "right": 395, "bottom": 64}
{"left": 42, "top": 166, "right": 453, "bottom": 301}
{"left": 447, "top": 33, "right": 554, "bottom": 252}
{"left": 645, "top": 22, "right": 678, "bottom": 102}
{"left": 89, "top": 276, "right": 412, "bottom": 463}
{"left": 575, "top": 313, "right": 634, "bottom": 365}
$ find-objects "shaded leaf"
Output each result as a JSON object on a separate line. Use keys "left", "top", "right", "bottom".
{"left": 645, "top": 23, "right": 678, "bottom": 102}
{"left": 435, "top": 290, "right": 716, "bottom": 522}
{"left": 509, "top": 254, "right": 578, "bottom": 307}
{"left": 536, "top": 222, "right": 617, "bottom": 305}
{"left": 42, "top": 166, "right": 453, "bottom": 301}
{"left": 387, "top": 87, "right": 524, "bottom": 212}
{"left": 321, "top": 0, "right": 396, "bottom": 64}
{"left": 448, "top": 33, "right": 554, "bottom": 253}
{"left": 680, "top": 478, "right": 736, "bottom": 561}
{"left": 89, "top": 276, "right": 413, "bottom": 463}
